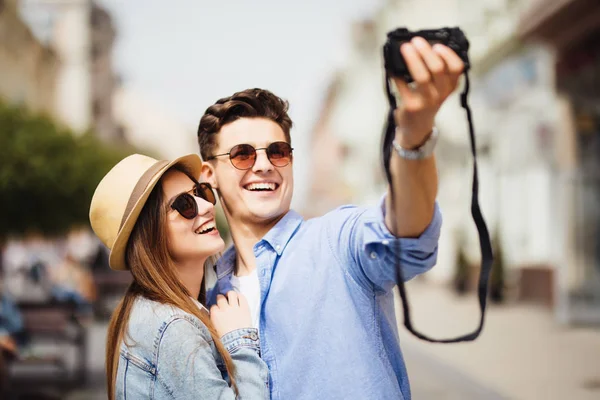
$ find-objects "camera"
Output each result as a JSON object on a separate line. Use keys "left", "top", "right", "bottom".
{"left": 383, "top": 27, "right": 470, "bottom": 83}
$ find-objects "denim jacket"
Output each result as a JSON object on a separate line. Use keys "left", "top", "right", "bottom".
{"left": 115, "top": 296, "right": 269, "bottom": 399}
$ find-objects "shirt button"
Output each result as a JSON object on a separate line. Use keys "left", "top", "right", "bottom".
{"left": 276, "top": 244, "right": 281, "bottom": 250}
{"left": 261, "top": 269, "right": 267, "bottom": 276}
{"left": 370, "top": 252, "right": 378, "bottom": 259}
{"left": 249, "top": 331, "right": 258, "bottom": 341}
{"left": 382, "top": 240, "right": 389, "bottom": 245}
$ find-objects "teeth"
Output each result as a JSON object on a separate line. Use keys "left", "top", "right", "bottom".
{"left": 245, "top": 182, "right": 277, "bottom": 191}
{"left": 195, "top": 222, "right": 216, "bottom": 234}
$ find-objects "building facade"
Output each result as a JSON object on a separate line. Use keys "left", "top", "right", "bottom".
{"left": 0, "top": 0, "right": 58, "bottom": 115}
{"left": 518, "top": 0, "right": 600, "bottom": 324}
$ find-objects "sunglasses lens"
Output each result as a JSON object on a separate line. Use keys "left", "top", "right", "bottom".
{"left": 267, "top": 142, "right": 293, "bottom": 167}
{"left": 229, "top": 144, "right": 256, "bottom": 170}
{"left": 172, "top": 193, "right": 197, "bottom": 219}
{"left": 195, "top": 183, "right": 216, "bottom": 205}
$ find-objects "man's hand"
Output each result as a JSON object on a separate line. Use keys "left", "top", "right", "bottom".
{"left": 392, "top": 36, "right": 464, "bottom": 149}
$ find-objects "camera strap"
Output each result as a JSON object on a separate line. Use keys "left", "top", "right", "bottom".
{"left": 383, "top": 70, "right": 494, "bottom": 343}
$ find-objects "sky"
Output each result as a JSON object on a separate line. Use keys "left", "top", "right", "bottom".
{"left": 96, "top": 0, "right": 382, "bottom": 207}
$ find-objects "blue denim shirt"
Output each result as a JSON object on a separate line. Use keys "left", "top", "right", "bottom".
{"left": 209, "top": 198, "right": 442, "bottom": 400}
{"left": 116, "top": 296, "right": 269, "bottom": 399}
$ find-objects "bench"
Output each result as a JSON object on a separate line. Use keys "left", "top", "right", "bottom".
{"left": 6, "top": 300, "right": 88, "bottom": 398}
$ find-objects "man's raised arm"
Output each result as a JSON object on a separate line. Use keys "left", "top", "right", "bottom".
{"left": 384, "top": 37, "right": 464, "bottom": 238}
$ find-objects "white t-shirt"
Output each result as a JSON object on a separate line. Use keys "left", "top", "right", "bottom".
{"left": 230, "top": 269, "right": 261, "bottom": 330}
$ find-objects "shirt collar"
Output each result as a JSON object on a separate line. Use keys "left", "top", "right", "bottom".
{"left": 262, "top": 209, "right": 303, "bottom": 256}
{"left": 214, "top": 209, "right": 303, "bottom": 277}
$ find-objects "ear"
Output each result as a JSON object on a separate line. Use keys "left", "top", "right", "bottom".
{"left": 201, "top": 162, "right": 218, "bottom": 189}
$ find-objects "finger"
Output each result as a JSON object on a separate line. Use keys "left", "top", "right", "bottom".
{"left": 392, "top": 78, "right": 428, "bottom": 112}
{"left": 400, "top": 42, "right": 431, "bottom": 85}
{"left": 226, "top": 291, "right": 239, "bottom": 307}
{"left": 216, "top": 294, "right": 228, "bottom": 308}
{"left": 411, "top": 39, "right": 451, "bottom": 96}
{"left": 393, "top": 78, "right": 419, "bottom": 102}
{"left": 209, "top": 304, "right": 220, "bottom": 315}
{"left": 411, "top": 37, "right": 446, "bottom": 83}
{"left": 432, "top": 46, "right": 462, "bottom": 94}
{"left": 400, "top": 42, "right": 441, "bottom": 103}
{"left": 433, "top": 44, "right": 464, "bottom": 80}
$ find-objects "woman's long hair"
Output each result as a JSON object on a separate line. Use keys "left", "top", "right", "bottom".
{"left": 105, "top": 167, "right": 237, "bottom": 399}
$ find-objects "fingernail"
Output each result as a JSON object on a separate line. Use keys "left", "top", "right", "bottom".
{"left": 412, "top": 37, "right": 427, "bottom": 47}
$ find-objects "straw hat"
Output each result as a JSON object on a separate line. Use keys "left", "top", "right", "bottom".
{"left": 89, "top": 153, "right": 203, "bottom": 271}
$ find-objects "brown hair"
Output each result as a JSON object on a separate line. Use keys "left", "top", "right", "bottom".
{"left": 105, "top": 166, "right": 237, "bottom": 399}
{"left": 197, "top": 88, "right": 293, "bottom": 160}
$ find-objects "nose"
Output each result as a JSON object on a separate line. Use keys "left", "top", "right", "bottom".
{"left": 195, "top": 196, "right": 214, "bottom": 217}
{"left": 252, "top": 149, "right": 273, "bottom": 173}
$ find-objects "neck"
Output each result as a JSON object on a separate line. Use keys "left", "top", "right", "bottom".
{"left": 175, "top": 257, "right": 207, "bottom": 300}
{"left": 225, "top": 210, "right": 286, "bottom": 277}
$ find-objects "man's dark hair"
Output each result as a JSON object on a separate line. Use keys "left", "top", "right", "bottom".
{"left": 197, "top": 88, "right": 293, "bottom": 160}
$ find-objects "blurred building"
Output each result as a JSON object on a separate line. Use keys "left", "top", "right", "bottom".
{"left": 19, "top": 0, "right": 124, "bottom": 142}
{"left": 304, "top": 0, "right": 600, "bottom": 325}
{"left": 90, "top": 1, "right": 124, "bottom": 142}
{"left": 518, "top": 0, "right": 600, "bottom": 324}
{"left": 462, "top": 1, "right": 561, "bottom": 309}
{"left": 0, "top": 0, "right": 58, "bottom": 115}
{"left": 304, "top": 20, "right": 388, "bottom": 219}
{"left": 112, "top": 85, "right": 198, "bottom": 160}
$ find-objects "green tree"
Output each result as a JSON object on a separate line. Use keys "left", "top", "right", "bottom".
{"left": 0, "top": 101, "right": 132, "bottom": 250}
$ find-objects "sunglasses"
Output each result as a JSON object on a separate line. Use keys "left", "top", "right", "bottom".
{"left": 206, "top": 141, "right": 293, "bottom": 170}
{"left": 170, "top": 182, "right": 216, "bottom": 220}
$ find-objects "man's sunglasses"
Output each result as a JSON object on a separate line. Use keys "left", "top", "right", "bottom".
{"left": 170, "top": 182, "right": 216, "bottom": 220}
{"left": 206, "top": 141, "right": 293, "bottom": 170}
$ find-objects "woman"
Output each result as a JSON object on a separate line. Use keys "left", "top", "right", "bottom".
{"left": 89, "top": 153, "right": 268, "bottom": 399}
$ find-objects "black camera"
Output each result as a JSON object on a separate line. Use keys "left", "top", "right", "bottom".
{"left": 383, "top": 27, "right": 470, "bottom": 83}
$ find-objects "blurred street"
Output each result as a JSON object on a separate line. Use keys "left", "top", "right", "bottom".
{"left": 399, "top": 282, "right": 600, "bottom": 400}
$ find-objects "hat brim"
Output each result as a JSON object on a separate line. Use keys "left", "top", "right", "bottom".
{"left": 108, "top": 154, "right": 203, "bottom": 271}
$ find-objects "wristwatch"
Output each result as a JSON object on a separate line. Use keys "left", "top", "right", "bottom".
{"left": 392, "top": 127, "right": 439, "bottom": 160}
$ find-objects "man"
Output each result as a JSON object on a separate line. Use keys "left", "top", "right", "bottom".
{"left": 199, "top": 37, "right": 464, "bottom": 399}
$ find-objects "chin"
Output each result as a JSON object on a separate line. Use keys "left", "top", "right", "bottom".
{"left": 248, "top": 206, "right": 285, "bottom": 220}
{"left": 248, "top": 200, "right": 290, "bottom": 218}
{"left": 195, "top": 236, "right": 225, "bottom": 255}
{"left": 209, "top": 237, "right": 226, "bottom": 253}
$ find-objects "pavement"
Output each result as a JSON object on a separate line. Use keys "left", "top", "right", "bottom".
{"left": 396, "top": 281, "right": 600, "bottom": 400}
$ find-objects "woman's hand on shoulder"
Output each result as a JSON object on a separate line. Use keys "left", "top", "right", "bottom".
{"left": 209, "top": 291, "right": 253, "bottom": 337}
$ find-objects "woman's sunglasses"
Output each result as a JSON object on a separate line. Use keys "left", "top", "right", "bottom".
{"left": 170, "top": 182, "right": 216, "bottom": 220}
{"left": 206, "top": 141, "right": 293, "bottom": 170}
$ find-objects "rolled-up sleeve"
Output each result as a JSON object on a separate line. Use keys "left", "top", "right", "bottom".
{"left": 221, "top": 327, "right": 261, "bottom": 356}
{"left": 344, "top": 196, "right": 442, "bottom": 293}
